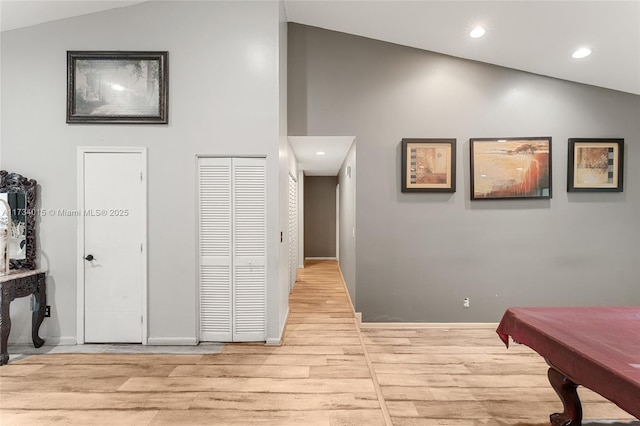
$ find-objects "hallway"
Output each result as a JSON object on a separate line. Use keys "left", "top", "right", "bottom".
{"left": 0, "top": 260, "right": 636, "bottom": 425}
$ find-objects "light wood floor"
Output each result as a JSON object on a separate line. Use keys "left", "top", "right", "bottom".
{"left": 0, "top": 260, "right": 636, "bottom": 425}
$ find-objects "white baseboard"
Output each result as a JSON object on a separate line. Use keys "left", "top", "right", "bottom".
{"left": 9, "top": 336, "right": 77, "bottom": 345}
{"left": 355, "top": 312, "right": 362, "bottom": 324}
{"left": 48, "top": 337, "right": 77, "bottom": 345}
{"left": 147, "top": 337, "right": 198, "bottom": 346}
{"left": 266, "top": 308, "right": 290, "bottom": 346}
{"left": 359, "top": 322, "right": 499, "bottom": 329}
{"left": 305, "top": 257, "right": 337, "bottom": 260}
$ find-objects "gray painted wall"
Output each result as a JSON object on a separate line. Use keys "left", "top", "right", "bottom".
{"left": 304, "top": 176, "right": 337, "bottom": 258}
{"left": 338, "top": 142, "right": 357, "bottom": 304}
{"left": 288, "top": 23, "right": 640, "bottom": 322}
{"left": 1, "top": 1, "right": 290, "bottom": 344}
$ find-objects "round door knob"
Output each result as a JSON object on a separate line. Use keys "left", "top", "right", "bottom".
{"left": 84, "top": 254, "right": 95, "bottom": 261}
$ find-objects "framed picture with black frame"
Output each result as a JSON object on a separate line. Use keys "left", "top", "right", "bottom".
{"left": 401, "top": 138, "right": 456, "bottom": 193}
{"left": 470, "top": 137, "right": 552, "bottom": 200}
{"left": 567, "top": 138, "right": 624, "bottom": 192}
{"left": 67, "top": 51, "right": 168, "bottom": 124}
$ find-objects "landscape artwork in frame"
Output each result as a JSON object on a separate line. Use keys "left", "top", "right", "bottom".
{"left": 401, "top": 139, "right": 456, "bottom": 193}
{"left": 470, "top": 137, "right": 551, "bottom": 200}
{"left": 567, "top": 138, "right": 624, "bottom": 192}
{"left": 67, "top": 51, "right": 168, "bottom": 124}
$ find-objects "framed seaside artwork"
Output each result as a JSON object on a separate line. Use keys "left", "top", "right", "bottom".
{"left": 567, "top": 138, "right": 624, "bottom": 192}
{"left": 401, "top": 139, "right": 456, "bottom": 193}
{"left": 470, "top": 137, "right": 552, "bottom": 200}
{"left": 67, "top": 51, "right": 168, "bottom": 124}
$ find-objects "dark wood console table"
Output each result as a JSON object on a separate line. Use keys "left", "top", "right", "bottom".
{"left": 1, "top": 269, "right": 46, "bottom": 365}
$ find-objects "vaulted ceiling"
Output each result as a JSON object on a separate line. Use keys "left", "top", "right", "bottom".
{"left": 2, "top": 1, "right": 639, "bottom": 95}
{"left": 285, "top": 1, "right": 640, "bottom": 96}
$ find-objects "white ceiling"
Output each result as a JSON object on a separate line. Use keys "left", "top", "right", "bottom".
{"left": 1, "top": 0, "right": 639, "bottom": 175}
{"left": 289, "top": 136, "right": 355, "bottom": 176}
{"left": 284, "top": 0, "right": 640, "bottom": 96}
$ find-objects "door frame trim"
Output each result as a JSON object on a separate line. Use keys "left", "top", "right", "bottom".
{"left": 76, "top": 147, "right": 148, "bottom": 344}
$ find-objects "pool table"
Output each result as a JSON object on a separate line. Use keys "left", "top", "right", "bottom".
{"left": 497, "top": 307, "right": 640, "bottom": 426}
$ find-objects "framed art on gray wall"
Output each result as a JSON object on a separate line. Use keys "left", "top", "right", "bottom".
{"left": 67, "top": 51, "right": 168, "bottom": 124}
{"left": 470, "top": 137, "right": 552, "bottom": 200}
{"left": 567, "top": 138, "right": 624, "bottom": 192}
{"left": 401, "top": 138, "right": 456, "bottom": 193}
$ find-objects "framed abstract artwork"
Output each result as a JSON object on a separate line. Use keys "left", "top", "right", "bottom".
{"left": 67, "top": 51, "right": 168, "bottom": 124}
{"left": 567, "top": 138, "right": 624, "bottom": 192}
{"left": 470, "top": 137, "right": 552, "bottom": 200}
{"left": 401, "top": 138, "right": 456, "bottom": 193}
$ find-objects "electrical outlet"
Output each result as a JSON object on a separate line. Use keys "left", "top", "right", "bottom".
{"left": 45, "top": 305, "right": 51, "bottom": 317}
{"left": 463, "top": 297, "right": 470, "bottom": 308}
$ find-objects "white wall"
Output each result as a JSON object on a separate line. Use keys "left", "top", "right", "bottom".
{"left": 1, "top": 1, "right": 288, "bottom": 344}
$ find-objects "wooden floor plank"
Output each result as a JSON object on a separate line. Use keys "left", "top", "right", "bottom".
{"left": 187, "top": 391, "right": 380, "bottom": 410}
{"left": 8, "top": 364, "right": 177, "bottom": 379}
{"left": 169, "top": 365, "right": 310, "bottom": 378}
{"left": 11, "top": 353, "right": 205, "bottom": 365}
{"left": 0, "top": 376, "right": 130, "bottom": 392}
{"left": 118, "top": 377, "right": 376, "bottom": 394}
{"left": 221, "top": 344, "right": 361, "bottom": 355}
{"left": 0, "top": 364, "right": 44, "bottom": 376}
{"left": 1, "top": 410, "right": 158, "bottom": 425}
{"left": 309, "top": 364, "right": 372, "bottom": 378}
{"left": 0, "top": 391, "right": 197, "bottom": 410}
{"left": 150, "top": 409, "right": 386, "bottom": 426}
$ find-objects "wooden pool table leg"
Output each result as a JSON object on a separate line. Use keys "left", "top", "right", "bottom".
{"left": 548, "top": 367, "right": 582, "bottom": 426}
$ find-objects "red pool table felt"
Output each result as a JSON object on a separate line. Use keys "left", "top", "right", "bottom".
{"left": 497, "top": 306, "right": 640, "bottom": 418}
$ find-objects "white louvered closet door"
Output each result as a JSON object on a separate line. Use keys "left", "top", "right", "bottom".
{"left": 231, "top": 158, "right": 266, "bottom": 341}
{"left": 198, "top": 157, "right": 266, "bottom": 342}
{"left": 288, "top": 174, "right": 298, "bottom": 291}
{"left": 198, "top": 158, "right": 233, "bottom": 341}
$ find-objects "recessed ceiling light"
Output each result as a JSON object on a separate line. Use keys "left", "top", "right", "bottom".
{"left": 572, "top": 48, "right": 592, "bottom": 59}
{"left": 316, "top": 151, "right": 326, "bottom": 156}
{"left": 497, "top": 139, "right": 507, "bottom": 143}
{"left": 469, "top": 26, "right": 486, "bottom": 39}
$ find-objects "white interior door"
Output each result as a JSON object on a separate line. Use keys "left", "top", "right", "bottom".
{"left": 198, "top": 157, "right": 266, "bottom": 342}
{"left": 82, "top": 151, "right": 145, "bottom": 343}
